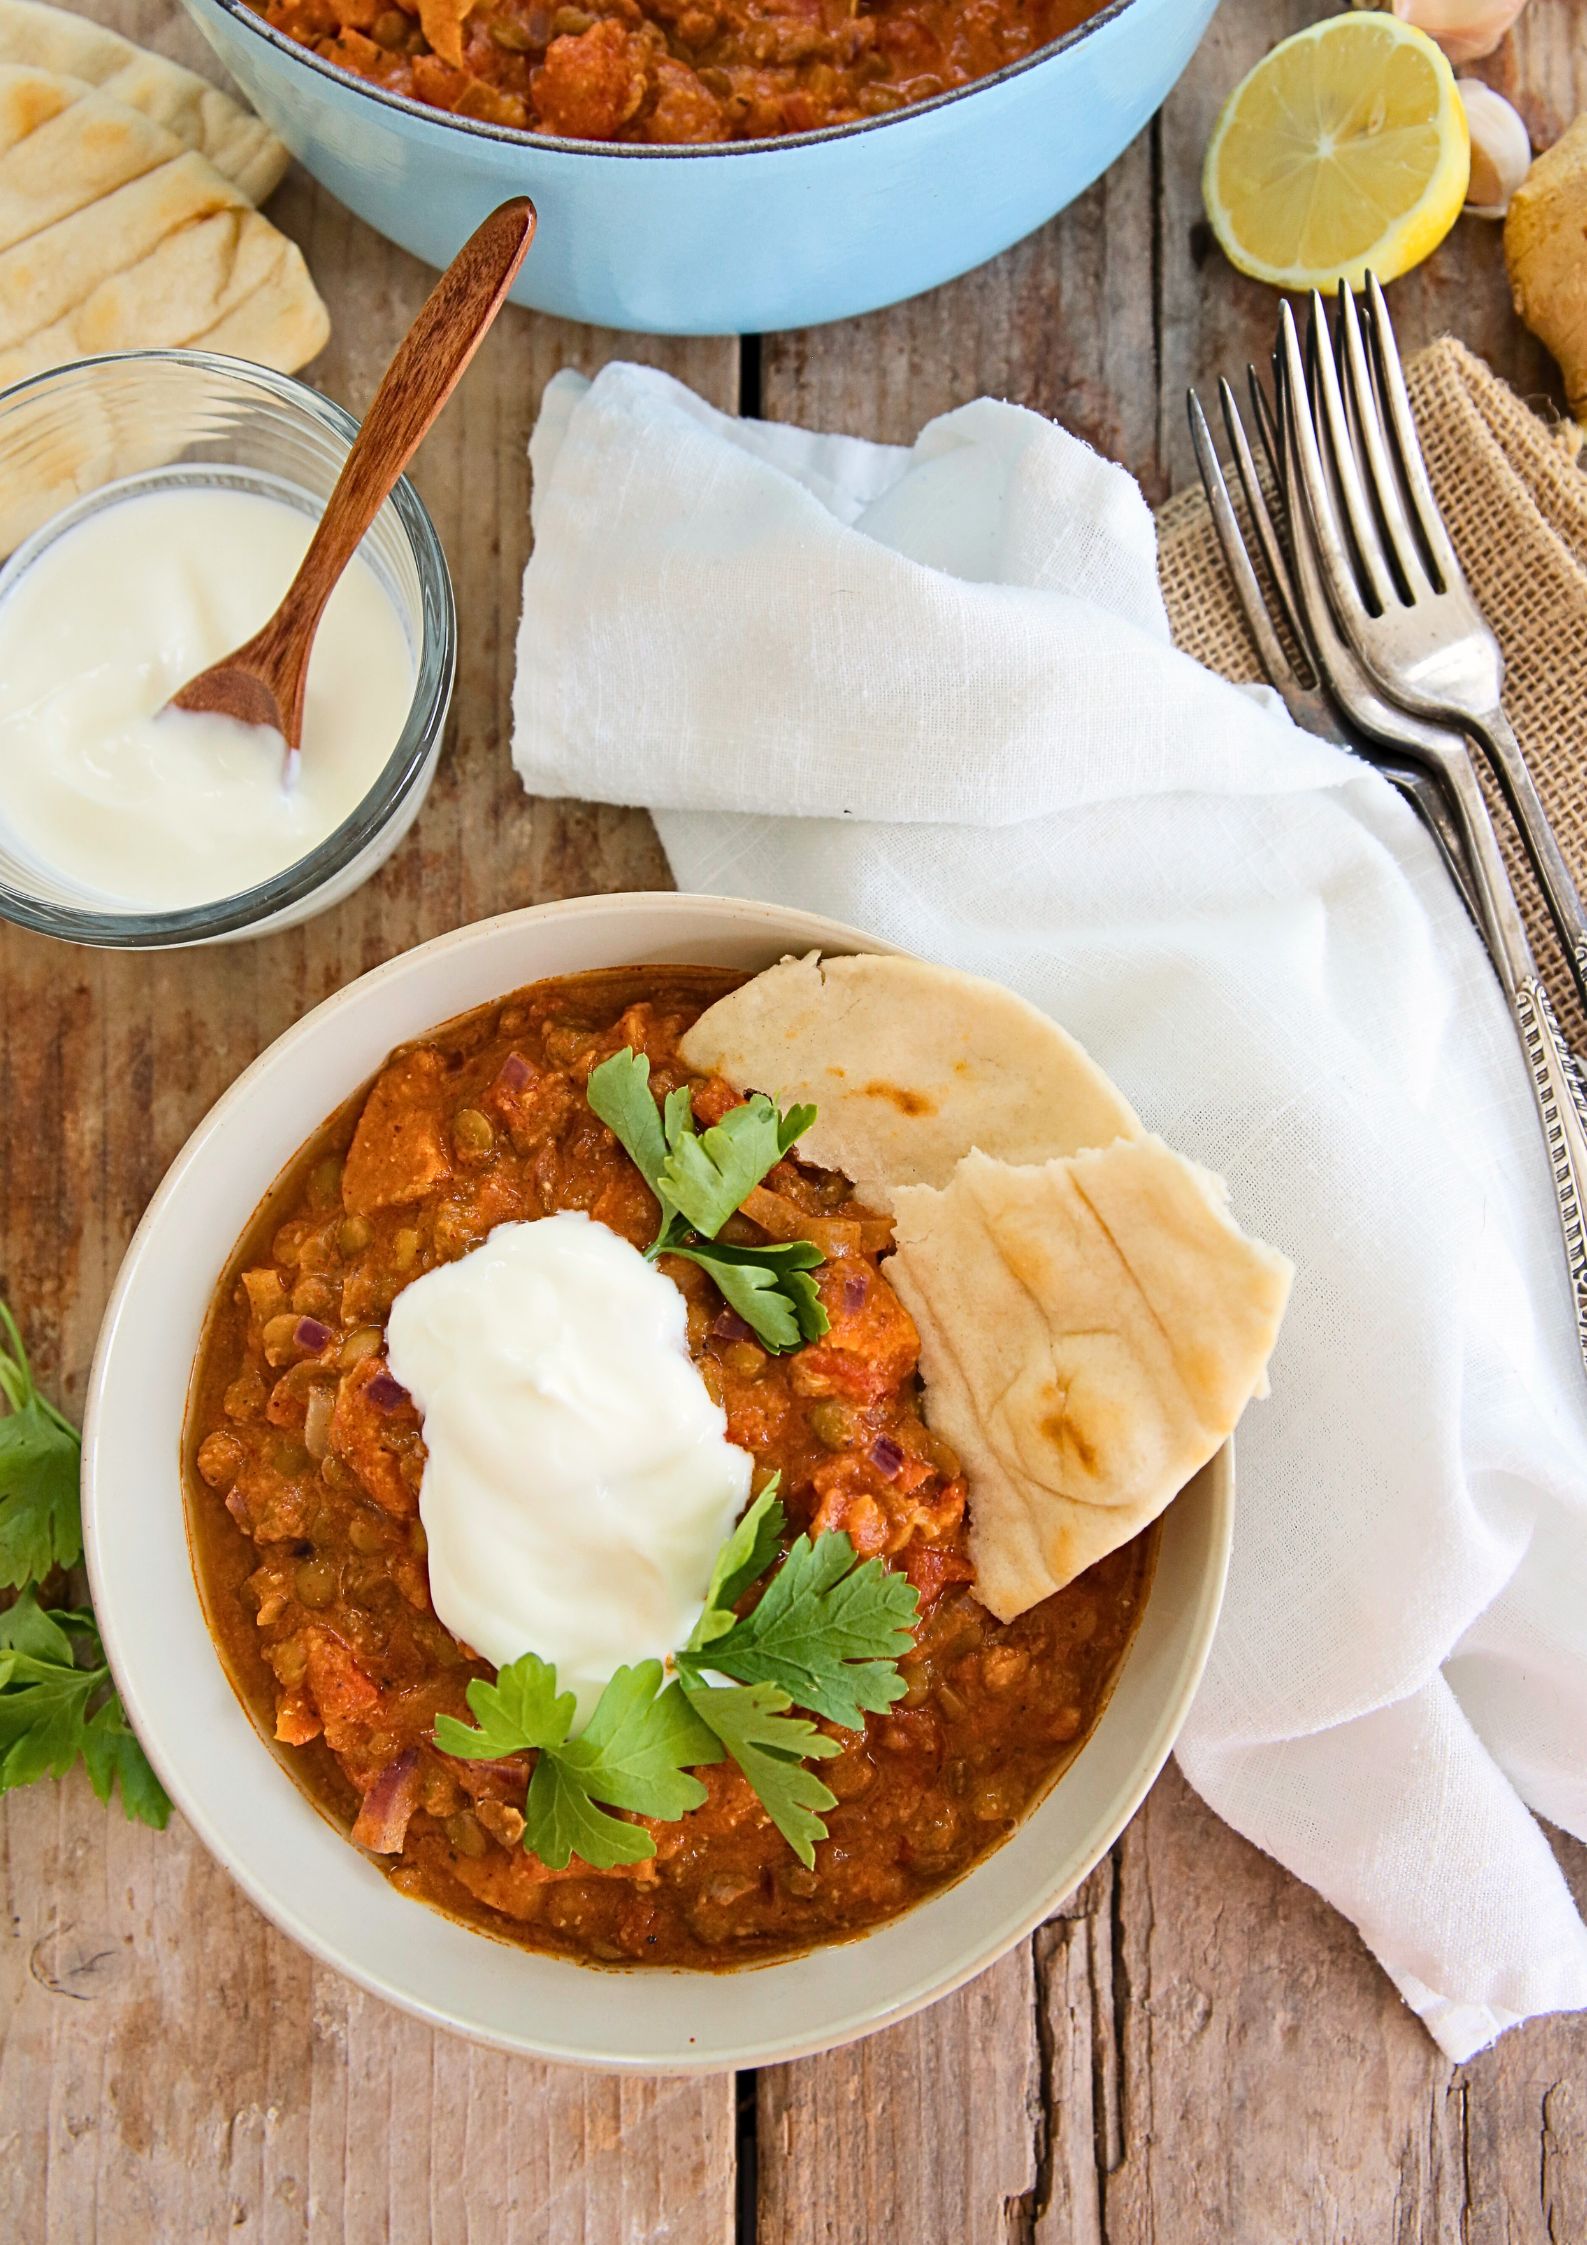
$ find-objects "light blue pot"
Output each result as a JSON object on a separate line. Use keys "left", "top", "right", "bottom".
{"left": 182, "top": 0, "right": 1219, "bottom": 335}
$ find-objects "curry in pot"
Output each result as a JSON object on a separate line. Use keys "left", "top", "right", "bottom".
{"left": 244, "top": 0, "right": 1113, "bottom": 143}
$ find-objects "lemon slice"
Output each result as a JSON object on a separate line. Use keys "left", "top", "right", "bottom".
{"left": 1203, "top": 13, "right": 1471, "bottom": 293}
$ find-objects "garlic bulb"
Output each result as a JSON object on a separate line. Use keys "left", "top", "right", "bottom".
{"left": 1351, "top": 0, "right": 1532, "bottom": 65}
{"left": 1460, "top": 81, "right": 1532, "bottom": 217}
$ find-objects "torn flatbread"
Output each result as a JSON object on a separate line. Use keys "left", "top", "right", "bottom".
{"left": 0, "top": 142, "right": 328, "bottom": 387}
{"left": 889, "top": 1140, "right": 1292, "bottom": 1620}
{"left": 0, "top": 0, "right": 287, "bottom": 199}
{"left": 678, "top": 951, "right": 1141, "bottom": 1212}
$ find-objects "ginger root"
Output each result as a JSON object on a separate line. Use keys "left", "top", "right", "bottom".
{"left": 1505, "top": 114, "right": 1587, "bottom": 424}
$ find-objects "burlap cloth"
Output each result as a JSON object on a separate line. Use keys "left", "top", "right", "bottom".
{"left": 1155, "top": 337, "right": 1587, "bottom": 1047}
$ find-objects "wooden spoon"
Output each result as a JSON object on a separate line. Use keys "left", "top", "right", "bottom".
{"left": 169, "top": 195, "right": 535, "bottom": 755}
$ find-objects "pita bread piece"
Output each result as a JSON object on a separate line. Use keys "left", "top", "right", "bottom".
{"left": 0, "top": 63, "right": 193, "bottom": 248}
{"left": 0, "top": 145, "right": 329, "bottom": 389}
{"left": 889, "top": 1140, "right": 1292, "bottom": 1622}
{"left": 0, "top": 0, "right": 287, "bottom": 199}
{"left": 678, "top": 952, "right": 1141, "bottom": 1212}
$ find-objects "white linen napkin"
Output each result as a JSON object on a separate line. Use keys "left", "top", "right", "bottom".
{"left": 512, "top": 362, "right": 1587, "bottom": 2063}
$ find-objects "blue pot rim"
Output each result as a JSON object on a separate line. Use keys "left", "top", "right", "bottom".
{"left": 195, "top": 0, "right": 1142, "bottom": 160}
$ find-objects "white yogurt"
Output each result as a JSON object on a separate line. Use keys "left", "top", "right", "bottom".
{"left": 0, "top": 483, "right": 415, "bottom": 909}
{"left": 385, "top": 1214, "right": 753, "bottom": 1720}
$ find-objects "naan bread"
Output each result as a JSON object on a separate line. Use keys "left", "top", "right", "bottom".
{"left": 889, "top": 1140, "right": 1292, "bottom": 1621}
{"left": 0, "top": 142, "right": 328, "bottom": 386}
{"left": 678, "top": 952, "right": 1141, "bottom": 1212}
{"left": 0, "top": 0, "right": 286, "bottom": 200}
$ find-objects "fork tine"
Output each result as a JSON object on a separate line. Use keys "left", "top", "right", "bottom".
{"left": 1216, "top": 375, "right": 1311, "bottom": 667}
{"left": 1187, "top": 387, "right": 1299, "bottom": 692}
{"left": 1278, "top": 300, "right": 1367, "bottom": 638}
{"left": 1335, "top": 282, "right": 1430, "bottom": 600}
{"left": 1363, "top": 271, "right": 1461, "bottom": 593}
{"left": 1248, "top": 359, "right": 1284, "bottom": 493}
{"left": 1306, "top": 289, "right": 1397, "bottom": 615}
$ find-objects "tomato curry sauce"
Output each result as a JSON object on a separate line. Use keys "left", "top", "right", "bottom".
{"left": 185, "top": 967, "right": 1152, "bottom": 1968}
{"left": 245, "top": 0, "right": 1112, "bottom": 143}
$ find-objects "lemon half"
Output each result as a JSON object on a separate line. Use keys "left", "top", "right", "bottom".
{"left": 1203, "top": 13, "right": 1471, "bottom": 293}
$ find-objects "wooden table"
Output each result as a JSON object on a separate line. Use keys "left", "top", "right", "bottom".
{"left": 4, "top": 1, "right": 1586, "bottom": 2237}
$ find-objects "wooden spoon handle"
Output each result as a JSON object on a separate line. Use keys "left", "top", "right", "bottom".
{"left": 269, "top": 197, "right": 535, "bottom": 674}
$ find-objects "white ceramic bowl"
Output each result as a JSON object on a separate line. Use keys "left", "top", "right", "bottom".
{"left": 83, "top": 892, "right": 1232, "bottom": 2072}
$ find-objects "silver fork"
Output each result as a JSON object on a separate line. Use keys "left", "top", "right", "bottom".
{"left": 1280, "top": 308, "right": 1587, "bottom": 1376}
{"left": 1299, "top": 276, "right": 1587, "bottom": 1018}
{"left": 1187, "top": 379, "right": 1481, "bottom": 927}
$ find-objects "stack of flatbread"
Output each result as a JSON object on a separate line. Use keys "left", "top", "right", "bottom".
{"left": 680, "top": 951, "right": 1294, "bottom": 1623}
{"left": 0, "top": 1, "right": 328, "bottom": 551}
{"left": 0, "top": 0, "right": 326, "bottom": 382}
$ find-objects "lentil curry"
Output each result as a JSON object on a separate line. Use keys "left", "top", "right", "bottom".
{"left": 244, "top": 0, "right": 1112, "bottom": 143}
{"left": 185, "top": 967, "right": 1153, "bottom": 1968}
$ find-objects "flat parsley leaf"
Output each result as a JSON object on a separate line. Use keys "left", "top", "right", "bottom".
{"left": 585, "top": 1048, "right": 669, "bottom": 1198}
{"left": 681, "top": 1680, "right": 839, "bottom": 1870}
{"left": 0, "top": 1590, "right": 170, "bottom": 1826}
{"left": 0, "top": 1299, "right": 84, "bottom": 1588}
{"left": 667, "top": 1239, "right": 829, "bottom": 1354}
{"left": 555, "top": 1664, "right": 719, "bottom": 1819}
{"left": 526, "top": 1753, "right": 657, "bottom": 1869}
{"left": 677, "top": 1531, "right": 919, "bottom": 1730}
{"left": 584, "top": 1053, "right": 831, "bottom": 1352}
{"left": 432, "top": 1651, "right": 574, "bottom": 1761}
{"left": 435, "top": 1654, "right": 724, "bottom": 1871}
{"left": 659, "top": 1095, "right": 811, "bottom": 1240}
{"left": 689, "top": 1481, "right": 787, "bottom": 1650}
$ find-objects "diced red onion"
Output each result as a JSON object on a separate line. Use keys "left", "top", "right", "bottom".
{"left": 294, "top": 1316, "right": 334, "bottom": 1355}
{"left": 711, "top": 1308, "right": 755, "bottom": 1346}
{"left": 869, "top": 1435, "right": 905, "bottom": 1480}
{"left": 842, "top": 1271, "right": 869, "bottom": 1313}
{"left": 493, "top": 1051, "right": 532, "bottom": 1094}
{"left": 365, "top": 1368, "right": 410, "bottom": 1413}
{"left": 224, "top": 1486, "right": 251, "bottom": 1528}
{"left": 351, "top": 1749, "right": 422, "bottom": 1854}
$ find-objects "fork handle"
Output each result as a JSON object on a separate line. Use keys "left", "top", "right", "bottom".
{"left": 1442, "top": 750, "right": 1587, "bottom": 1369}
{"left": 1468, "top": 705, "right": 1587, "bottom": 1023}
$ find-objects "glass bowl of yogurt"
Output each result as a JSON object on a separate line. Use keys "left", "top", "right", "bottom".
{"left": 0, "top": 350, "right": 454, "bottom": 947}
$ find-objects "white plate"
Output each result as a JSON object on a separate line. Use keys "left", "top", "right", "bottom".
{"left": 83, "top": 891, "right": 1232, "bottom": 2073}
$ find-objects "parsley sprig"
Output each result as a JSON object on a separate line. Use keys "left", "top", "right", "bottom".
{"left": 0, "top": 1300, "right": 84, "bottom": 1588}
{"left": 434, "top": 1655, "right": 717, "bottom": 1869}
{"left": 676, "top": 1488, "right": 919, "bottom": 1729}
{"left": 0, "top": 1298, "right": 169, "bottom": 1829}
{"left": 585, "top": 1049, "right": 829, "bottom": 1354}
{"left": 432, "top": 1484, "right": 919, "bottom": 1871}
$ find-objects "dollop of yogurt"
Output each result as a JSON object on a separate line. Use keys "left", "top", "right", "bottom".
{"left": 0, "top": 482, "right": 415, "bottom": 909}
{"left": 385, "top": 1213, "right": 753, "bottom": 1720}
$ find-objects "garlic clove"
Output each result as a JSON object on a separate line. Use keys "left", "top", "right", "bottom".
{"left": 1352, "top": 0, "right": 1532, "bottom": 67}
{"left": 1460, "top": 80, "right": 1532, "bottom": 217}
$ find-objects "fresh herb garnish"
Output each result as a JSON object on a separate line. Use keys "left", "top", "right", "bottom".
{"left": 433, "top": 1482, "right": 919, "bottom": 1874}
{"left": 657, "top": 1092, "right": 817, "bottom": 1240}
{"left": 0, "top": 1297, "right": 168, "bottom": 1827}
{"left": 585, "top": 1048, "right": 830, "bottom": 1354}
{"left": 0, "top": 1299, "right": 85, "bottom": 1588}
{"left": 666, "top": 1237, "right": 828, "bottom": 1353}
{"left": 434, "top": 1653, "right": 719, "bottom": 1871}
{"left": 0, "top": 1588, "right": 170, "bottom": 1827}
{"left": 679, "top": 1680, "right": 839, "bottom": 1868}
{"left": 678, "top": 1511, "right": 919, "bottom": 1730}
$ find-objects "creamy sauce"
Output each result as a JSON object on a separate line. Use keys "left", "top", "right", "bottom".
{"left": 385, "top": 1214, "right": 753, "bottom": 1720}
{"left": 0, "top": 483, "right": 414, "bottom": 909}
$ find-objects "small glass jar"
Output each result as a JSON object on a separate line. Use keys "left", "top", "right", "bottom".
{"left": 0, "top": 350, "right": 455, "bottom": 948}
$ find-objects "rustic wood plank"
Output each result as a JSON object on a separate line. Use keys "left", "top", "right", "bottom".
{"left": 0, "top": 5, "right": 734, "bottom": 2239}
{"left": 757, "top": 6, "right": 1587, "bottom": 2242}
{"left": 756, "top": 1948, "right": 1040, "bottom": 2244}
